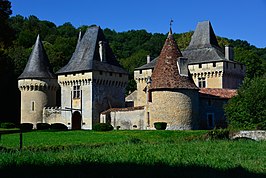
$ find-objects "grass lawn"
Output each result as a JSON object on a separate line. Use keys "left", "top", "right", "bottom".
{"left": 0, "top": 130, "right": 265, "bottom": 178}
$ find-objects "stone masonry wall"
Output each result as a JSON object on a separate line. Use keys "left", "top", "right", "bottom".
{"left": 150, "top": 90, "right": 199, "bottom": 130}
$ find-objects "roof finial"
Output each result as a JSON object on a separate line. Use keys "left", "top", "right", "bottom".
{"left": 169, "top": 19, "right": 174, "bottom": 35}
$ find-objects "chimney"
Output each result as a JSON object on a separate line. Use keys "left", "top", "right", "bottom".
{"left": 177, "top": 57, "right": 189, "bottom": 76}
{"left": 99, "top": 41, "right": 106, "bottom": 62}
{"left": 147, "top": 55, "right": 151, "bottom": 64}
{"left": 225, "top": 46, "right": 234, "bottom": 61}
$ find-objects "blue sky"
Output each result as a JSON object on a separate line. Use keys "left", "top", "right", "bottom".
{"left": 11, "top": 0, "right": 266, "bottom": 48}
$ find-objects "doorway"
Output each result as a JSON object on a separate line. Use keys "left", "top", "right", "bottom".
{"left": 72, "top": 111, "right": 82, "bottom": 130}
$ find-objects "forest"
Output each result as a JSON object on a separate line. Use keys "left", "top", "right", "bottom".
{"left": 0, "top": 0, "right": 265, "bottom": 123}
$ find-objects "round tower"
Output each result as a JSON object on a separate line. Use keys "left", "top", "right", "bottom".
{"left": 149, "top": 29, "right": 199, "bottom": 130}
{"left": 18, "top": 35, "right": 58, "bottom": 128}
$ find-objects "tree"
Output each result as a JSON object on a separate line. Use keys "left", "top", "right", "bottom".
{"left": 224, "top": 77, "right": 266, "bottom": 130}
{"left": 0, "top": 0, "right": 13, "bottom": 48}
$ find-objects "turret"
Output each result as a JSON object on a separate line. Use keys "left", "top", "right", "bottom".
{"left": 18, "top": 35, "right": 58, "bottom": 128}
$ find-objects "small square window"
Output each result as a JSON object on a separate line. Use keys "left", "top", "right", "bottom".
{"left": 213, "top": 62, "right": 216, "bottom": 67}
{"left": 199, "top": 64, "right": 202, "bottom": 68}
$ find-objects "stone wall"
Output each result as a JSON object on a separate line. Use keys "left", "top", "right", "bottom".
{"left": 101, "top": 107, "right": 145, "bottom": 130}
{"left": 188, "top": 61, "right": 245, "bottom": 89}
{"left": 18, "top": 78, "right": 58, "bottom": 128}
{"left": 42, "top": 107, "right": 72, "bottom": 128}
{"left": 134, "top": 69, "right": 153, "bottom": 106}
{"left": 198, "top": 97, "right": 228, "bottom": 129}
{"left": 149, "top": 89, "right": 199, "bottom": 130}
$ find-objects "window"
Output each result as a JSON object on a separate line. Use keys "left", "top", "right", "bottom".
{"left": 119, "top": 73, "right": 122, "bottom": 77}
{"left": 73, "top": 85, "right": 80, "bottom": 99}
{"left": 139, "top": 70, "right": 142, "bottom": 74}
{"left": 148, "top": 90, "right": 152, "bottom": 102}
{"left": 100, "top": 71, "right": 103, "bottom": 75}
{"left": 109, "top": 72, "right": 112, "bottom": 76}
{"left": 234, "top": 63, "right": 236, "bottom": 68}
{"left": 226, "top": 62, "right": 228, "bottom": 69}
{"left": 207, "top": 113, "right": 214, "bottom": 128}
{"left": 198, "top": 78, "right": 206, "bottom": 88}
{"left": 31, "top": 101, "right": 35, "bottom": 111}
{"left": 213, "top": 62, "right": 216, "bottom": 67}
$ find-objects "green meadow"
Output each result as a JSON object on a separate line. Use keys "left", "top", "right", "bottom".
{"left": 0, "top": 130, "right": 265, "bottom": 178}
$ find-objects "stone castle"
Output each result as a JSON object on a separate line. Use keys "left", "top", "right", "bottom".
{"left": 18, "top": 21, "right": 245, "bottom": 130}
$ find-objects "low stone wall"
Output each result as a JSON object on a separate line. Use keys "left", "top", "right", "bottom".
{"left": 231, "top": 130, "right": 266, "bottom": 141}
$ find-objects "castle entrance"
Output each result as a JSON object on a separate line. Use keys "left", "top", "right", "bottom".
{"left": 72, "top": 111, "right": 82, "bottom": 130}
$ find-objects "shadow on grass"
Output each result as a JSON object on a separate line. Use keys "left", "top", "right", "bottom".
{"left": 1, "top": 163, "right": 265, "bottom": 178}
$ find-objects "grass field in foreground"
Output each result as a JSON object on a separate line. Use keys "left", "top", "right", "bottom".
{"left": 0, "top": 130, "right": 265, "bottom": 178}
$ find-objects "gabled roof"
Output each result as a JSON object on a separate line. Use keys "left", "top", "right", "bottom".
{"left": 18, "top": 35, "right": 56, "bottom": 79}
{"left": 150, "top": 30, "right": 198, "bottom": 90}
{"left": 56, "top": 26, "right": 128, "bottom": 75}
{"left": 182, "top": 21, "right": 226, "bottom": 63}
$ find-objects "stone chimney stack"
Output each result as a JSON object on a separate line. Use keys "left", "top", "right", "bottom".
{"left": 147, "top": 55, "right": 151, "bottom": 64}
{"left": 225, "top": 46, "right": 234, "bottom": 61}
{"left": 99, "top": 41, "right": 106, "bottom": 62}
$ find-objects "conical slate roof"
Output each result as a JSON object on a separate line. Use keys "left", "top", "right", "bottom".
{"left": 18, "top": 35, "right": 56, "bottom": 79}
{"left": 150, "top": 29, "right": 198, "bottom": 90}
{"left": 182, "top": 21, "right": 226, "bottom": 63}
{"left": 56, "top": 26, "right": 128, "bottom": 74}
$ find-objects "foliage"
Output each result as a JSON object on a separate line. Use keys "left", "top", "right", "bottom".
{"left": 20, "top": 123, "right": 33, "bottom": 131}
{"left": 154, "top": 122, "right": 167, "bottom": 130}
{"left": 50, "top": 123, "right": 68, "bottom": 130}
{"left": 0, "top": 122, "right": 16, "bottom": 129}
{"left": 36, "top": 123, "right": 51, "bottom": 130}
{"left": 206, "top": 128, "right": 230, "bottom": 140}
{"left": 92, "top": 123, "right": 114, "bottom": 131}
{"left": 225, "top": 77, "right": 266, "bottom": 130}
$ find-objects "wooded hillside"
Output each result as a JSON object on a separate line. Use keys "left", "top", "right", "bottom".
{"left": 0, "top": 0, "right": 265, "bottom": 123}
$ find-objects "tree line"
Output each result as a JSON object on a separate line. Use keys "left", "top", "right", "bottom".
{"left": 0, "top": 0, "right": 265, "bottom": 127}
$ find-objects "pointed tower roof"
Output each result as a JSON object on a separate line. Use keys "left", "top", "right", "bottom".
{"left": 186, "top": 21, "right": 219, "bottom": 49}
{"left": 18, "top": 35, "right": 56, "bottom": 79}
{"left": 56, "top": 26, "right": 128, "bottom": 75}
{"left": 182, "top": 21, "right": 226, "bottom": 63}
{"left": 150, "top": 29, "right": 198, "bottom": 90}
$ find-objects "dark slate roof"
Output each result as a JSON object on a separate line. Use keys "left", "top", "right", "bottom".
{"left": 150, "top": 30, "right": 198, "bottom": 90}
{"left": 18, "top": 35, "right": 56, "bottom": 79}
{"left": 182, "top": 21, "right": 227, "bottom": 63}
{"left": 56, "top": 26, "right": 128, "bottom": 75}
{"left": 135, "top": 57, "right": 158, "bottom": 70}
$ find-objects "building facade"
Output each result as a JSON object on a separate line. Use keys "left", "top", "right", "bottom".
{"left": 19, "top": 26, "right": 128, "bottom": 129}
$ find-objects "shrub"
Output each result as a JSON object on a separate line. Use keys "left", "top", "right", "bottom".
{"left": 256, "top": 122, "right": 266, "bottom": 130}
{"left": 20, "top": 123, "right": 33, "bottom": 131}
{"left": 92, "top": 123, "right": 114, "bottom": 131}
{"left": 50, "top": 123, "right": 68, "bottom": 130}
{"left": 37, "top": 123, "right": 51, "bottom": 130}
{"left": 154, "top": 122, "right": 167, "bottom": 130}
{"left": 207, "top": 128, "right": 230, "bottom": 140}
{"left": 0, "top": 122, "right": 16, "bottom": 129}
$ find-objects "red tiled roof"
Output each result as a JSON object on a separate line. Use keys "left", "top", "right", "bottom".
{"left": 199, "top": 88, "right": 237, "bottom": 99}
{"left": 150, "top": 30, "right": 198, "bottom": 90}
{"left": 101, "top": 106, "right": 145, "bottom": 114}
